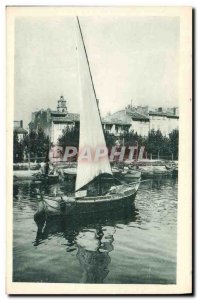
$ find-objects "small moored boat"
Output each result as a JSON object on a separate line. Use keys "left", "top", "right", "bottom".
{"left": 35, "top": 179, "right": 140, "bottom": 216}
{"left": 165, "top": 161, "right": 178, "bottom": 176}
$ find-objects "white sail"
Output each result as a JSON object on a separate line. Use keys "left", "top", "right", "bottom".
{"left": 75, "top": 18, "right": 112, "bottom": 192}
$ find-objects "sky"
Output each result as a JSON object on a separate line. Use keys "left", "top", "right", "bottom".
{"left": 14, "top": 16, "right": 180, "bottom": 129}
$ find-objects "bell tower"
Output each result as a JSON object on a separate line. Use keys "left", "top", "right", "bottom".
{"left": 57, "top": 95, "right": 67, "bottom": 113}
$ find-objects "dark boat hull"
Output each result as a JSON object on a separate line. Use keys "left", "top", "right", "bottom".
{"left": 33, "top": 174, "right": 59, "bottom": 183}
{"left": 34, "top": 181, "right": 140, "bottom": 221}
{"left": 35, "top": 190, "right": 138, "bottom": 218}
{"left": 165, "top": 165, "right": 178, "bottom": 177}
{"left": 172, "top": 169, "right": 178, "bottom": 177}
{"left": 62, "top": 193, "right": 137, "bottom": 216}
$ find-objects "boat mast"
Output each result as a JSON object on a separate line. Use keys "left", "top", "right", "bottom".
{"left": 76, "top": 17, "right": 103, "bottom": 121}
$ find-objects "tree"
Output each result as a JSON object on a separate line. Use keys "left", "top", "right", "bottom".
{"left": 36, "top": 128, "right": 50, "bottom": 159}
{"left": 144, "top": 129, "right": 177, "bottom": 160}
{"left": 57, "top": 125, "right": 179, "bottom": 161}
{"left": 145, "top": 130, "right": 160, "bottom": 156}
{"left": 169, "top": 129, "right": 179, "bottom": 160}
{"left": 23, "top": 129, "right": 37, "bottom": 159}
{"left": 119, "top": 130, "right": 147, "bottom": 159}
{"left": 23, "top": 128, "right": 50, "bottom": 161}
{"left": 13, "top": 131, "right": 24, "bottom": 163}
{"left": 104, "top": 131, "right": 117, "bottom": 148}
{"left": 58, "top": 126, "right": 80, "bottom": 149}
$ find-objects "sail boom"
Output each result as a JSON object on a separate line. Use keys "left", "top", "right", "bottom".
{"left": 75, "top": 171, "right": 113, "bottom": 193}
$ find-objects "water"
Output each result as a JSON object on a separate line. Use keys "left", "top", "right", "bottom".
{"left": 13, "top": 175, "right": 178, "bottom": 284}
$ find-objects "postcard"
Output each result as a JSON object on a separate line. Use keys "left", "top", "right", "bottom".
{"left": 6, "top": 6, "right": 192, "bottom": 294}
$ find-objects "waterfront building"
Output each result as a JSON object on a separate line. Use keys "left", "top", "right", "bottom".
{"left": 149, "top": 108, "right": 179, "bottom": 136}
{"left": 14, "top": 120, "right": 27, "bottom": 142}
{"left": 103, "top": 105, "right": 179, "bottom": 137}
{"left": 29, "top": 96, "right": 179, "bottom": 143}
{"left": 102, "top": 106, "right": 150, "bottom": 136}
{"left": 29, "top": 95, "right": 79, "bottom": 144}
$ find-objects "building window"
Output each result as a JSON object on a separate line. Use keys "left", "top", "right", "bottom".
{"left": 122, "top": 125, "right": 129, "bottom": 132}
{"left": 106, "top": 124, "right": 112, "bottom": 131}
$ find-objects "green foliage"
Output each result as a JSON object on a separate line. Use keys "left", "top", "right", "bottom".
{"left": 23, "top": 130, "right": 37, "bottom": 158}
{"left": 58, "top": 126, "right": 79, "bottom": 149}
{"left": 144, "top": 129, "right": 179, "bottom": 160}
{"left": 120, "top": 130, "right": 147, "bottom": 147}
{"left": 36, "top": 128, "right": 50, "bottom": 158}
{"left": 104, "top": 131, "right": 117, "bottom": 148}
{"left": 14, "top": 124, "right": 178, "bottom": 163}
{"left": 13, "top": 131, "right": 24, "bottom": 163}
{"left": 56, "top": 127, "right": 179, "bottom": 161}
{"left": 169, "top": 129, "right": 179, "bottom": 160}
{"left": 23, "top": 128, "right": 50, "bottom": 160}
{"left": 144, "top": 130, "right": 165, "bottom": 159}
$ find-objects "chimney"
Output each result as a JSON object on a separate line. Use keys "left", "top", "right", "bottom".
{"left": 20, "top": 120, "right": 23, "bottom": 128}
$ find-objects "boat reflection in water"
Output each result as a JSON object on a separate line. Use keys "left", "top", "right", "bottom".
{"left": 76, "top": 226, "right": 113, "bottom": 283}
{"left": 34, "top": 203, "right": 138, "bottom": 283}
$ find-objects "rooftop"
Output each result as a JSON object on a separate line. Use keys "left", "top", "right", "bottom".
{"left": 102, "top": 109, "right": 149, "bottom": 125}
{"left": 14, "top": 127, "right": 27, "bottom": 134}
{"left": 127, "top": 110, "right": 150, "bottom": 121}
{"left": 52, "top": 113, "right": 80, "bottom": 123}
{"left": 149, "top": 111, "right": 179, "bottom": 118}
{"left": 102, "top": 110, "right": 132, "bottom": 125}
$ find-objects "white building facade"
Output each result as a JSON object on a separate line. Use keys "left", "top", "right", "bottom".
{"left": 149, "top": 112, "right": 179, "bottom": 136}
{"left": 29, "top": 97, "right": 179, "bottom": 144}
{"left": 29, "top": 96, "right": 79, "bottom": 144}
{"left": 102, "top": 109, "right": 150, "bottom": 137}
{"left": 102, "top": 107, "right": 179, "bottom": 137}
{"left": 14, "top": 120, "right": 27, "bottom": 142}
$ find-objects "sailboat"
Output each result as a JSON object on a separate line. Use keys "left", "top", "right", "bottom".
{"left": 35, "top": 17, "right": 140, "bottom": 217}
